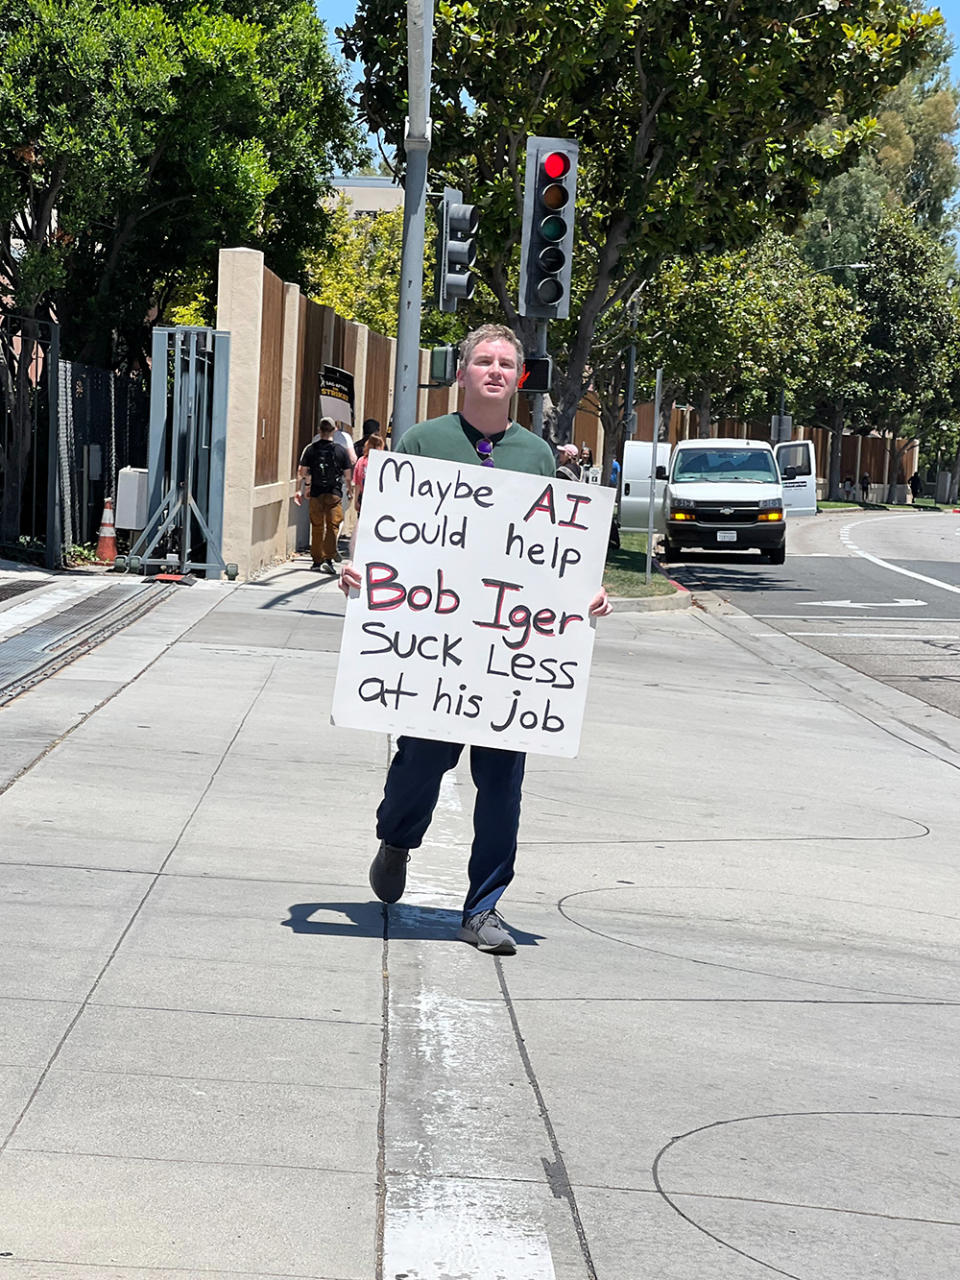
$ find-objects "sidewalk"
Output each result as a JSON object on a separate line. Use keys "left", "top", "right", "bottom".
{"left": 0, "top": 560, "right": 958, "bottom": 1278}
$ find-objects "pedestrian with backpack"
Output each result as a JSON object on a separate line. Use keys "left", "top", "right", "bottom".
{"left": 298, "top": 417, "right": 352, "bottom": 572}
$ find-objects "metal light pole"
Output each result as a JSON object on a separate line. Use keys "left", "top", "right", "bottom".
{"left": 645, "top": 368, "right": 662, "bottom": 583}
{"left": 391, "top": 0, "right": 434, "bottom": 446}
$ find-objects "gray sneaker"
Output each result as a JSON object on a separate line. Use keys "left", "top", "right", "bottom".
{"left": 369, "top": 840, "right": 409, "bottom": 904}
{"left": 458, "top": 909, "right": 517, "bottom": 955}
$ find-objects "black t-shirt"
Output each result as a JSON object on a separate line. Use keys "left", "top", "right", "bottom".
{"left": 300, "top": 439, "right": 350, "bottom": 495}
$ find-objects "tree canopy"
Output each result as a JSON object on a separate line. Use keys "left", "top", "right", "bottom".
{"left": 341, "top": 0, "right": 941, "bottom": 436}
{"left": 0, "top": 0, "right": 368, "bottom": 366}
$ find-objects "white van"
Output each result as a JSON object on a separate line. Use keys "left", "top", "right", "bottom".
{"left": 660, "top": 438, "right": 787, "bottom": 563}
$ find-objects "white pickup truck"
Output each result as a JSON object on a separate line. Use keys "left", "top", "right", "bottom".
{"left": 619, "top": 437, "right": 817, "bottom": 564}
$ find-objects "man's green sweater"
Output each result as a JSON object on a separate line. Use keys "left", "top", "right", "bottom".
{"left": 394, "top": 413, "right": 555, "bottom": 476}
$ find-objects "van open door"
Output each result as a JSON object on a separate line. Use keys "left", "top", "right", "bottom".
{"left": 619, "top": 440, "right": 671, "bottom": 533}
{"left": 775, "top": 439, "right": 817, "bottom": 517}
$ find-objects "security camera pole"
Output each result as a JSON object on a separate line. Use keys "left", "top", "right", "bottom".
{"left": 391, "top": 0, "right": 434, "bottom": 445}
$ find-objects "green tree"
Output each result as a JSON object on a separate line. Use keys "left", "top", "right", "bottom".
{"left": 0, "top": 0, "right": 366, "bottom": 544}
{"left": 303, "top": 194, "right": 474, "bottom": 347}
{"left": 797, "top": 44, "right": 960, "bottom": 277}
{"left": 856, "top": 210, "right": 960, "bottom": 499}
{"left": 341, "top": 0, "right": 939, "bottom": 438}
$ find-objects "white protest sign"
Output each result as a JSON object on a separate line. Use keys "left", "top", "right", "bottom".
{"left": 331, "top": 450, "right": 615, "bottom": 758}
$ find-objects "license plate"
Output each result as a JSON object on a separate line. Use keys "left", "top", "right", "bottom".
{"left": 716, "top": 530, "right": 737, "bottom": 543}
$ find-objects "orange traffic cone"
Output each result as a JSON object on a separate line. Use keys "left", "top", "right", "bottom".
{"left": 96, "top": 497, "right": 118, "bottom": 564}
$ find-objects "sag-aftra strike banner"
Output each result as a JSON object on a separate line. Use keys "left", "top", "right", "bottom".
{"left": 331, "top": 451, "right": 615, "bottom": 758}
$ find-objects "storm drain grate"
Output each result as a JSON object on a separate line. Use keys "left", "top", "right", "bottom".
{"left": 0, "top": 580, "right": 45, "bottom": 604}
{"left": 0, "top": 581, "right": 174, "bottom": 701}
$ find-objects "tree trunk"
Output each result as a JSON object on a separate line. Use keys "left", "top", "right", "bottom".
{"left": 950, "top": 439, "right": 960, "bottom": 503}
{"left": 697, "top": 386, "right": 712, "bottom": 438}
{"left": 827, "top": 401, "right": 844, "bottom": 501}
{"left": 659, "top": 382, "right": 679, "bottom": 444}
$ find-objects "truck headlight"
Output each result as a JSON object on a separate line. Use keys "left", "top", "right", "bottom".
{"left": 758, "top": 500, "right": 784, "bottom": 522}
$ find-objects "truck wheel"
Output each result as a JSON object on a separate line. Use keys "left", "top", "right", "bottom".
{"left": 663, "top": 540, "right": 681, "bottom": 561}
{"left": 767, "top": 545, "right": 786, "bottom": 565}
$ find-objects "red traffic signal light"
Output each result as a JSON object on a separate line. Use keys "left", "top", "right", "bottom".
{"left": 519, "top": 137, "right": 579, "bottom": 319}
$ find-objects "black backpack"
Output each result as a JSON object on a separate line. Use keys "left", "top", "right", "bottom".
{"left": 311, "top": 442, "right": 341, "bottom": 494}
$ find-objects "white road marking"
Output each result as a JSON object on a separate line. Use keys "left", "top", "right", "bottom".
{"left": 839, "top": 516, "right": 960, "bottom": 596}
{"left": 755, "top": 615, "right": 960, "bottom": 621}
{"left": 806, "top": 598, "right": 926, "bottom": 609}
{"left": 781, "top": 633, "right": 960, "bottom": 639}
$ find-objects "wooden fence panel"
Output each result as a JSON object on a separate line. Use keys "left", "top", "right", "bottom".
{"left": 363, "top": 329, "right": 392, "bottom": 433}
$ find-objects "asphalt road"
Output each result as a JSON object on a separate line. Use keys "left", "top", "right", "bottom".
{"left": 670, "top": 506, "right": 960, "bottom": 718}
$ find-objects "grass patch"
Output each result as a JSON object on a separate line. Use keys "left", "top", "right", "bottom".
{"left": 604, "top": 531, "right": 677, "bottom": 597}
{"left": 818, "top": 499, "right": 944, "bottom": 512}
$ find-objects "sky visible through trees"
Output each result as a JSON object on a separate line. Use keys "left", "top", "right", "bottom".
{"left": 318, "top": 2, "right": 960, "bottom": 101}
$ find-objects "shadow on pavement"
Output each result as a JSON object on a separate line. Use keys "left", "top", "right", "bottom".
{"left": 671, "top": 558, "right": 803, "bottom": 592}
{"left": 281, "top": 900, "right": 545, "bottom": 946}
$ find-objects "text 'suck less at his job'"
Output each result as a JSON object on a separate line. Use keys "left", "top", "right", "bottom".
{"left": 332, "top": 453, "right": 614, "bottom": 758}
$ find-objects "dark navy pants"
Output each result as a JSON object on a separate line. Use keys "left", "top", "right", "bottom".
{"left": 376, "top": 736, "right": 526, "bottom": 920}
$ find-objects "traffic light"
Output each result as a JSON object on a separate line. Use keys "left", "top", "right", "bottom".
{"left": 429, "top": 345, "right": 457, "bottom": 386}
{"left": 519, "top": 137, "right": 579, "bottom": 320}
{"left": 519, "top": 356, "right": 552, "bottom": 394}
{"left": 436, "top": 186, "right": 478, "bottom": 313}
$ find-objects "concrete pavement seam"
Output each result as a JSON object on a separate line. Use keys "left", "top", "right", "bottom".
{"left": 494, "top": 959, "right": 599, "bottom": 1280}
{"left": 374, "top": 904, "right": 389, "bottom": 1280}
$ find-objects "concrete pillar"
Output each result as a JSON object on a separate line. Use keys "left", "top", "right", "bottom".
{"left": 216, "top": 247, "right": 264, "bottom": 581}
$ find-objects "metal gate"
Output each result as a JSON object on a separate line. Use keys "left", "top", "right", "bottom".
{"left": 122, "top": 326, "right": 232, "bottom": 579}
{"left": 0, "top": 313, "right": 60, "bottom": 568}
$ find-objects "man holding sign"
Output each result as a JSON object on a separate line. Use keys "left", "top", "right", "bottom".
{"left": 339, "top": 324, "right": 612, "bottom": 955}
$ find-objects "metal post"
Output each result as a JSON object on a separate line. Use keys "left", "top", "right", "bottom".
{"left": 623, "top": 340, "right": 637, "bottom": 439}
{"left": 44, "top": 321, "right": 62, "bottom": 570}
{"left": 147, "top": 327, "right": 169, "bottom": 523}
{"left": 645, "top": 368, "right": 662, "bottom": 583}
{"left": 391, "top": 0, "right": 434, "bottom": 445}
{"left": 530, "top": 320, "right": 549, "bottom": 438}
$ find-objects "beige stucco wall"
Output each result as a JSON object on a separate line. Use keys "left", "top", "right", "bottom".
{"left": 216, "top": 248, "right": 263, "bottom": 581}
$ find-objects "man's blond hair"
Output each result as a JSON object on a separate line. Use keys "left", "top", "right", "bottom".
{"left": 459, "top": 324, "right": 524, "bottom": 370}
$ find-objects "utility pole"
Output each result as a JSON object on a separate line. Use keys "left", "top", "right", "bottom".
{"left": 391, "top": 0, "right": 434, "bottom": 446}
{"left": 645, "top": 368, "right": 662, "bottom": 583}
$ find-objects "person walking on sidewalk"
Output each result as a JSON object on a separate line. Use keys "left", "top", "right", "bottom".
{"left": 299, "top": 417, "right": 352, "bottom": 572}
{"left": 556, "top": 442, "right": 581, "bottom": 482}
{"left": 351, "top": 432, "right": 385, "bottom": 516}
{"left": 339, "top": 323, "right": 612, "bottom": 956}
{"left": 860, "top": 470, "right": 871, "bottom": 503}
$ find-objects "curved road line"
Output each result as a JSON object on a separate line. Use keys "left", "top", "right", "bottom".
{"left": 839, "top": 514, "right": 960, "bottom": 596}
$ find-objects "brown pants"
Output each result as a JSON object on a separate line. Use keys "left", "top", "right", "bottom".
{"left": 309, "top": 493, "right": 342, "bottom": 563}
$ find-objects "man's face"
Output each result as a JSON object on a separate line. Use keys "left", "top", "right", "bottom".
{"left": 458, "top": 339, "right": 521, "bottom": 409}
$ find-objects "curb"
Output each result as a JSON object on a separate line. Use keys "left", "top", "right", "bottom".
{"left": 608, "top": 567, "right": 691, "bottom": 612}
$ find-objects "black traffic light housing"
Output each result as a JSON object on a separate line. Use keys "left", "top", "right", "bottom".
{"left": 519, "top": 137, "right": 579, "bottom": 320}
{"left": 519, "top": 356, "right": 552, "bottom": 395}
{"left": 429, "top": 345, "right": 458, "bottom": 386}
{"left": 436, "top": 186, "right": 478, "bottom": 313}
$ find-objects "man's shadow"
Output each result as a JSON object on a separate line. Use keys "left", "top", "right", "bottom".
{"left": 281, "top": 900, "right": 545, "bottom": 946}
